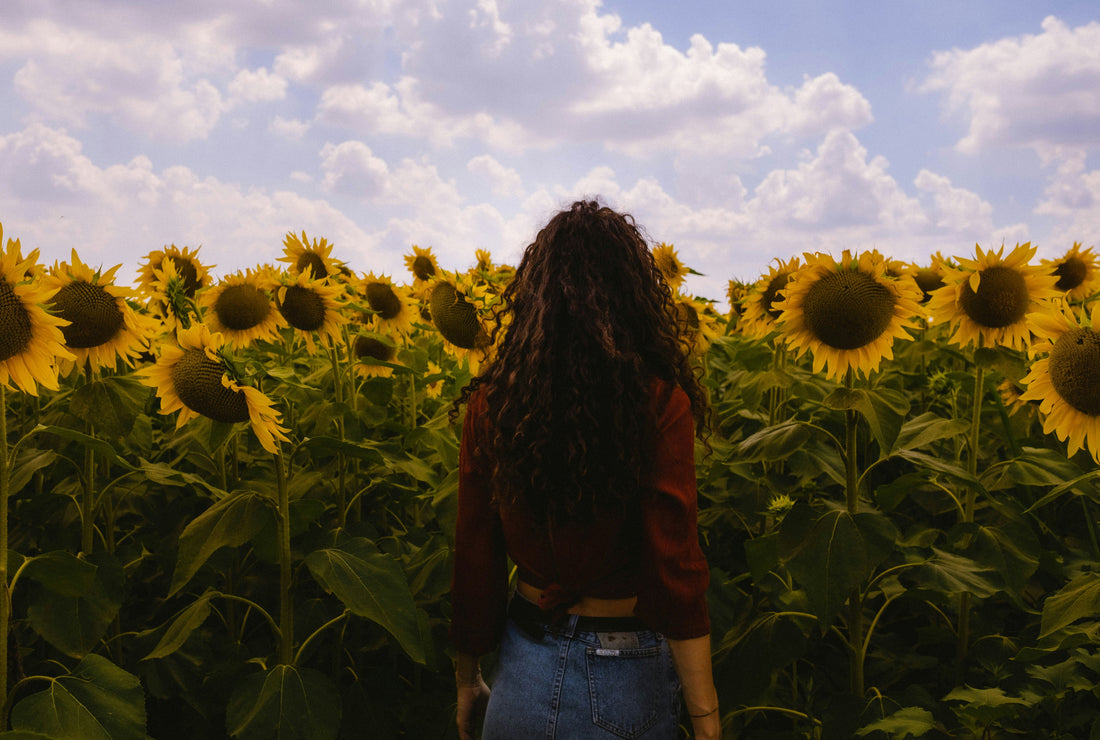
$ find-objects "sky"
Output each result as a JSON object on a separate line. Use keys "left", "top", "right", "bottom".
{"left": 1, "top": 0, "right": 1099, "bottom": 306}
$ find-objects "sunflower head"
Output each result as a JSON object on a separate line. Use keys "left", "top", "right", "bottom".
{"left": 280, "top": 231, "right": 338, "bottom": 280}
{"left": 138, "top": 324, "right": 289, "bottom": 453}
{"left": 741, "top": 257, "right": 801, "bottom": 340}
{"left": 0, "top": 226, "right": 73, "bottom": 394}
{"left": 274, "top": 270, "right": 349, "bottom": 353}
{"left": 775, "top": 250, "right": 923, "bottom": 380}
{"left": 44, "top": 250, "right": 152, "bottom": 373}
{"left": 199, "top": 267, "right": 285, "bottom": 348}
{"left": 652, "top": 243, "right": 690, "bottom": 291}
{"left": 928, "top": 243, "right": 1060, "bottom": 352}
{"left": 353, "top": 332, "right": 400, "bottom": 378}
{"left": 405, "top": 245, "right": 440, "bottom": 284}
{"left": 676, "top": 293, "right": 720, "bottom": 354}
{"left": 361, "top": 272, "right": 414, "bottom": 336}
{"left": 1042, "top": 242, "right": 1100, "bottom": 301}
{"left": 138, "top": 245, "right": 212, "bottom": 299}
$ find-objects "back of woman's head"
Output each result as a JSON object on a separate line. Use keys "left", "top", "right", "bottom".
{"left": 459, "top": 199, "right": 705, "bottom": 520}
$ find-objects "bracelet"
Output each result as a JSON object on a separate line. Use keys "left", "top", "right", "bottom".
{"left": 689, "top": 707, "right": 718, "bottom": 718}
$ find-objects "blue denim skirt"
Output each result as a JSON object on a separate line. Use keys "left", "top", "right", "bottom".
{"left": 482, "top": 596, "right": 682, "bottom": 739}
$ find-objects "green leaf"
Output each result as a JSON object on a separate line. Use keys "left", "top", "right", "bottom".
{"left": 894, "top": 449, "right": 978, "bottom": 485}
{"left": 737, "top": 421, "right": 812, "bottom": 463}
{"left": 25, "top": 553, "right": 123, "bottom": 657}
{"left": 7, "top": 447, "right": 57, "bottom": 496}
{"left": 69, "top": 376, "right": 148, "bottom": 438}
{"left": 304, "top": 537, "right": 426, "bottom": 664}
{"left": 300, "top": 436, "right": 385, "bottom": 465}
{"left": 19, "top": 551, "right": 98, "bottom": 598}
{"left": 1040, "top": 572, "right": 1100, "bottom": 638}
{"left": 226, "top": 665, "right": 341, "bottom": 740}
{"left": 138, "top": 459, "right": 224, "bottom": 496}
{"left": 855, "top": 707, "right": 937, "bottom": 738}
{"left": 170, "top": 491, "right": 276, "bottom": 596}
{"left": 824, "top": 387, "right": 909, "bottom": 452}
{"left": 910, "top": 548, "right": 1000, "bottom": 598}
{"left": 970, "top": 522, "right": 1040, "bottom": 596}
{"left": 39, "top": 425, "right": 134, "bottom": 470}
{"left": 943, "top": 685, "right": 1028, "bottom": 727}
{"left": 983, "top": 447, "right": 1089, "bottom": 490}
{"left": 780, "top": 508, "right": 897, "bottom": 628}
{"left": 140, "top": 593, "right": 214, "bottom": 661}
{"left": 9, "top": 654, "right": 146, "bottom": 740}
{"left": 889, "top": 412, "right": 968, "bottom": 455}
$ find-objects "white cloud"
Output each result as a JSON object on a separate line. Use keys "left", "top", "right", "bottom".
{"left": 921, "top": 16, "right": 1100, "bottom": 155}
{"left": 467, "top": 155, "right": 524, "bottom": 196}
{"left": 270, "top": 116, "right": 310, "bottom": 139}
{"left": 319, "top": 140, "right": 389, "bottom": 197}
{"left": 228, "top": 67, "right": 288, "bottom": 104}
{"left": 913, "top": 169, "right": 993, "bottom": 235}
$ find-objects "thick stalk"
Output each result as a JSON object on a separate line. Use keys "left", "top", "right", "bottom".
{"left": 275, "top": 451, "right": 293, "bottom": 666}
{"left": 957, "top": 362, "right": 985, "bottom": 664}
{"left": 0, "top": 384, "right": 9, "bottom": 708}
{"left": 329, "top": 347, "right": 347, "bottom": 528}
{"left": 81, "top": 427, "right": 96, "bottom": 555}
{"left": 843, "top": 369, "right": 863, "bottom": 697}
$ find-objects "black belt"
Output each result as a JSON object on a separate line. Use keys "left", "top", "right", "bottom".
{"left": 508, "top": 594, "right": 647, "bottom": 640}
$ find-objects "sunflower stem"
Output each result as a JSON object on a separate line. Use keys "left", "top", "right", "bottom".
{"left": 842, "top": 368, "right": 864, "bottom": 698}
{"left": 0, "top": 384, "right": 9, "bottom": 710}
{"left": 957, "top": 360, "right": 985, "bottom": 665}
{"left": 328, "top": 346, "right": 348, "bottom": 529}
{"left": 274, "top": 450, "right": 294, "bottom": 666}
{"left": 81, "top": 421, "right": 96, "bottom": 556}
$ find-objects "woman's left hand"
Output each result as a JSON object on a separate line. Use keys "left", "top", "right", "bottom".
{"left": 456, "top": 678, "right": 490, "bottom": 740}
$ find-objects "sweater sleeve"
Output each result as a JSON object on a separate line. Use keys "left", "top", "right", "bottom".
{"left": 634, "top": 384, "right": 711, "bottom": 639}
{"left": 449, "top": 394, "right": 509, "bottom": 656}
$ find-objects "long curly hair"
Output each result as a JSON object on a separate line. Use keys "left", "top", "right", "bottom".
{"left": 454, "top": 200, "right": 709, "bottom": 521}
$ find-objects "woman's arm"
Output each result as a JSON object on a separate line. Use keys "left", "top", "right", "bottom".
{"left": 455, "top": 652, "right": 490, "bottom": 740}
{"left": 668, "top": 634, "right": 720, "bottom": 739}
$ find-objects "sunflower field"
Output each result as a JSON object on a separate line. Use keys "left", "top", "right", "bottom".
{"left": 1, "top": 222, "right": 1100, "bottom": 739}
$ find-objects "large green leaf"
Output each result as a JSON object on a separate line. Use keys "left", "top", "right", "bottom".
{"left": 140, "top": 592, "right": 214, "bottom": 661}
{"left": 780, "top": 507, "right": 898, "bottom": 628}
{"left": 7, "top": 447, "right": 57, "bottom": 497}
{"left": 25, "top": 553, "right": 123, "bottom": 657}
{"left": 18, "top": 551, "right": 98, "bottom": 598}
{"left": 889, "top": 412, "right": 968, "bottom": 456}
{"left": 38, "top": 425, "right": 134, "bottom": 470}
{"left": 1040, "top": 572, "right": 1100, "bottom": 638}
{"left": 970, "top": 522, "right": 1040, "bottom": 596}
{"left": 304, "top": 537, "right": 425, "bottom": 664}
{"left": 910, "top": 548, "right": 1000, "bottom": 598}
{"left": 855, "top": 707, "right": 937, "bottom": 738}
{"left": 737, "top": 421, "right": 812, "bottom": 463}
{"left": 170, "top": 491, "right": 276, "bottom": 596}
{"left": 138, "top": 459, "right": 224, "bottom": 496}
{"left": 9, "top": 654, "right": 146, "bottom": 740}
{"left": 226, "top": 665, "right": 341, "bottom": 740}
{"left": 69, "top": 376, "right": 149, "bottom": 438}
{"left": 823, "top": 386, "right": 909, "bottom": 453}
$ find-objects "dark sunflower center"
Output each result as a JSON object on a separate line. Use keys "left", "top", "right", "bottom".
{"left": 354, "top": 335, "right": 395, "bottom": 362}
{"left": 429, "top": 282, "right": 482, "bottom": 349}
{"left": 167, "top": 257, "right": 202, "bottom": 296}
{"left": 802, "top": 270, "right": 896, "bottom": 350}
{"left": 214, "top": 284, "right": 271, "bottom": 330}
{"left": 1049, "top": 328, "right": 1100, "bottom": 416}
{"left": 296, "top": 252, "right": 328, "bottom": 279}
{"left": 959, "top": 265, "right": 1029, "bottom": 329}
{"left": 914, "top": 268, "right": 945, "bottom": 303}
{"left": 278, "top": 285, "right": 326, "bottom": 331}
{"left": 1054, "top": 257, "right": 1088, "bottom": 292}
{"left": 412, "top": 256, "right": 436, "bottom": 281}
{"left": 0, "top": 279, "right": 32, "bottom": 362}
{"left": 365, "top": 283, "right": 402, "bottom": 319}
{"left": 51, "top": 281, "right": 124, "bottom": 348}
{"left": 763, "top": 273, "right": 791, "bottom": 319}
{"left": 678, "top": 301, "right": 700, "bottom": 330}
{"left": 170, "top": 349, "right": 250, "bottom": 423}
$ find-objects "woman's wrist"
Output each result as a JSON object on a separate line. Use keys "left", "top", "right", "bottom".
{"left": 455, "top": 654, "right": 482, "bottom": 687}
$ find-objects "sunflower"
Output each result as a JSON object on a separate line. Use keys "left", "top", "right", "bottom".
{"left": 428, "top": 272, "right": 490, "bottom": 370}
{"left": 908, "top": 255, "right": 949, "bottom": 304}
{"left": 352, "top": 331, "right": 400, "bottom": 379}
{"left": 652, "top": 243, "right": 691, "bottom": 291}
{"left": 775, "top": 250, "right": 924, "bottom": 380}
{"left": 1042, "top": 242, "right": 1100, "bottom": 302}
{"left": 424, "top": 360, "right": 444, "bottom": 399}
{"left": 474, "top": 249, "right": 494, "bottom": 272}
{"left": 1019, "top": 303, "right": 1100, "bottom": 461}
{"left": 137, "top": 245, "right": 212, "bottom": 299}
{"left": 273, "top": 270, "right": 348, "bottom": 353}
{"left": 279, "top": 231, "right": 339, "bottom": 281}
{"left": 740, "top": 257, "right": 801, "bottom": 340}
{"left": 144, "top": 256, "right": 205, "bottom": 333}
{"left": 199, "top": 267, "right": 285, "bottom": 348}
{"left": 405, "top": 245, "right": 440, "bottom": 286}
{"left": 0, "top": 226, "right": 73, "bottom": 395}
{"left": 676, "top": 293, "right": 721, "bottom": 354}
{"left": 360, "top": 272, "right": 415, "bottom": 336}
{"left": 726, "top": 280, "right": 748, "bottom": 325}
{"left": 138, "top": 324, "right": 289, "bottom": 454}
{"left": 927, "top": 243, "right": 1060, "bottom": 352}
{"left": 43, "top": 250, "right": 154, "bottom": 374}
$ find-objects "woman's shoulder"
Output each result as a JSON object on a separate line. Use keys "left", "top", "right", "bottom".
{"left": 647, "top": 375, "right": 691, "bottom": 417}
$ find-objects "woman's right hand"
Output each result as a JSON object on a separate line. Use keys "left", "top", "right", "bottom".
{"left": 689, "top": 707, "right": 721, "bottom": 739}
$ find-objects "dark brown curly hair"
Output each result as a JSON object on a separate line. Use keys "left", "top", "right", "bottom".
{"left": 454, "top": 200, "right": 709, "bottom": 521}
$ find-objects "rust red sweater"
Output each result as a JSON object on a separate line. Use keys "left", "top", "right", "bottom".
{"left": 450, "top": 378, "right": 710, "bottom": 656}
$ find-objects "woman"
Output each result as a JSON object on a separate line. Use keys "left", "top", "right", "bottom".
{"left": 450, "top": 200, "right": 720, "bottom": 739}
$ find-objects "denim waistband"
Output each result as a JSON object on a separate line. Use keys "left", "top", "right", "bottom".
{"left": 507, "top": 593, "right": 647, "bottom": 640}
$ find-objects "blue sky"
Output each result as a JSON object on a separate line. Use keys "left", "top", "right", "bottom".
{"left": 1, "top": 0, "right": 1098, "bottom": 306}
